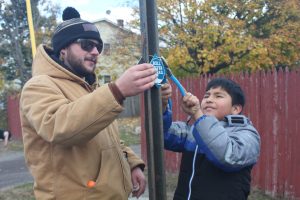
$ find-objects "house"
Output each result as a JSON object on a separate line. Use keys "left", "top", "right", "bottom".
{"left": 93, "top": 18, "right": 141, "bottom": 85}
{"left": 93, "top": 19, "right": 141, "bottom": 117}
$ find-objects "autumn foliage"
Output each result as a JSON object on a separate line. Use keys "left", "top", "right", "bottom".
{"left": 149, "top": 0, "right": 300, "bottom": 76}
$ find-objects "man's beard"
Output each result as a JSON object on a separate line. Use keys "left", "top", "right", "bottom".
{"left": 66, "top": 49, "right": 96, "bottom": 77}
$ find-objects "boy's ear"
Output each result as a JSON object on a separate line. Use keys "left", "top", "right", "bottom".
{"left": 232, "top": 104, "right": 242, "bottom": 115}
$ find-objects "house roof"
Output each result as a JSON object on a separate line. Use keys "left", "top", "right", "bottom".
{"left": 92, "top": 18, "right": 133, "bottom": 33}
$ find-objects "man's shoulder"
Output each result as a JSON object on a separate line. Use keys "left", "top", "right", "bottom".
{"left": 21, "top": 75, "right": 63, "bottom": 98}
{"left": 23, "top": 75, "right": 56, "bottom": 88}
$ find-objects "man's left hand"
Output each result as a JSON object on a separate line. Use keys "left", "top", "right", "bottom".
{"left": 131, "top": 166, "right": 146, "bottom": 198}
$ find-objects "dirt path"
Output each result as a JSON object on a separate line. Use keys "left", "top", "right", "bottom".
{"left": 0, "top": 147, "right": 33, "bottom": 191}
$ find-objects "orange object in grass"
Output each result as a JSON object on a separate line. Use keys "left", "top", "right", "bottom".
{"left": 87, "top": 180, "right": 96, "bottom": 188}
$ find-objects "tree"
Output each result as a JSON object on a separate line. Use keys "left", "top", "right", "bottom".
{"left": 0, "top": 0, "right": 60, "bottom": 128}
{"left": 132, "top": 0, "right": 300, "bottom": 76}
{"left": 0, "top": 0, "right": 60, "bottom": 86}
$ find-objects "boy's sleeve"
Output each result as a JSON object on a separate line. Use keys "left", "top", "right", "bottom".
{"left": 192, "top": 115, "right": 261, "bottom": 172}
{"left": 163, "top": 108, "right": 197, "bottom": 152}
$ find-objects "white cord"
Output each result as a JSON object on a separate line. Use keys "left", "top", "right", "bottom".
{"left": 187, "top": 145, "right": 198, "bottom": 200}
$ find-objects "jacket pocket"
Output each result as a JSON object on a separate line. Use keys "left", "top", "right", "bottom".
{"left": 85, "top": 146, "right": 131, "bottom": 199}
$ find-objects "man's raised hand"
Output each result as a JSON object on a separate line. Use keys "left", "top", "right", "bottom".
{"left": 116, "top": 64, "right": 157, "bottom": 97}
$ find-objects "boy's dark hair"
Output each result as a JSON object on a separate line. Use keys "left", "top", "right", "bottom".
{"left": 206, "top": 78, "right": 245, "bottom": 108}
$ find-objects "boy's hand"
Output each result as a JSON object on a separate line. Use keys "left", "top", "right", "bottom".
{"left": 161, "top": 82, "right": 172, "bottom": 111}
{"left": 181, "top": 93, "right": 203, "bottom": 119}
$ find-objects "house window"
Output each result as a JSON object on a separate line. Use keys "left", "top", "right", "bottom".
{"left": 103, "top": 75, "right": 111, "bottom": 83}
{"left": 103, "top": 43, "right": 111, "bottom": 55}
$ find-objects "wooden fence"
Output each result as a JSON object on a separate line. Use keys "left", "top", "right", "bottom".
{"left": 7, "top": 94, "right": 22, "bottom": 139}
{"left": 140, "top": 68, "right": 300, "bottom": 199}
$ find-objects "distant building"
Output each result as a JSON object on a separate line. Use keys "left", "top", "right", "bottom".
{"left": 93, "top": 19, "right": 142, "bottom": 117}
{"left": 93, "top": 19, "right": 141, "bottom": 85}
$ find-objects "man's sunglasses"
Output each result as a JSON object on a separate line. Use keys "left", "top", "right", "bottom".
{"left": 75, "top": 39, "right": 103, "bottom": 53}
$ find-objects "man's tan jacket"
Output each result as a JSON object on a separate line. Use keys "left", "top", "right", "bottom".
{"left": 20, "top": 45, "right": 144, "bottom": 200}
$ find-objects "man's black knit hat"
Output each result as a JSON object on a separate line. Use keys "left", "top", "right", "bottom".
{"left": 51, "top": 7, "right": 103, "bottom": 55}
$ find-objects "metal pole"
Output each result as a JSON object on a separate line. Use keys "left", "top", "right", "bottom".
{"left": 146, "top": 1, "right": 167, "bottom": 199}
{"left": 138, "top": 1, "right": 155, "bottom": 199}
{"left": 139, "top": 0, "right": 166, "bottom": 199}
{"left": 25, "top": 0, "right": 36, "bottom": 57}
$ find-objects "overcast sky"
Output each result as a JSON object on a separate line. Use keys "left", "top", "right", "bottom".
{"left": 49, "top": 0, "right": 138, "bottom": 24}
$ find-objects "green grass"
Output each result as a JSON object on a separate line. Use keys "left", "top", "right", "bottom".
{"left": 118, "top": 117, "right": 141, "bottom": 146}
{"left": 119, "top": 131, "right": 140, "bottom": 146}
{"left": 0, "top": 140, "right": 24, "bottom": 157}
{"left": 6, "top": 140, "right": 24, "bottom": 151}
{"left": 0, "top": 183, "right": 34, "bottom": 200}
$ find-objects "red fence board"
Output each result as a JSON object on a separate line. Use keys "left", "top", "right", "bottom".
{"left": 7, "top": 94, "right": 22, "bottom": 139}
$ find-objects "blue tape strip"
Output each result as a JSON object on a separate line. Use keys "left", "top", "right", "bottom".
{"left": 169, "top": 75, "right": 186, "bottom": 96}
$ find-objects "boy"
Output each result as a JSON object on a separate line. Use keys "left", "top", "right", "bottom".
{"left": 161, "top": 77, "right": 261, "bottom": 200}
